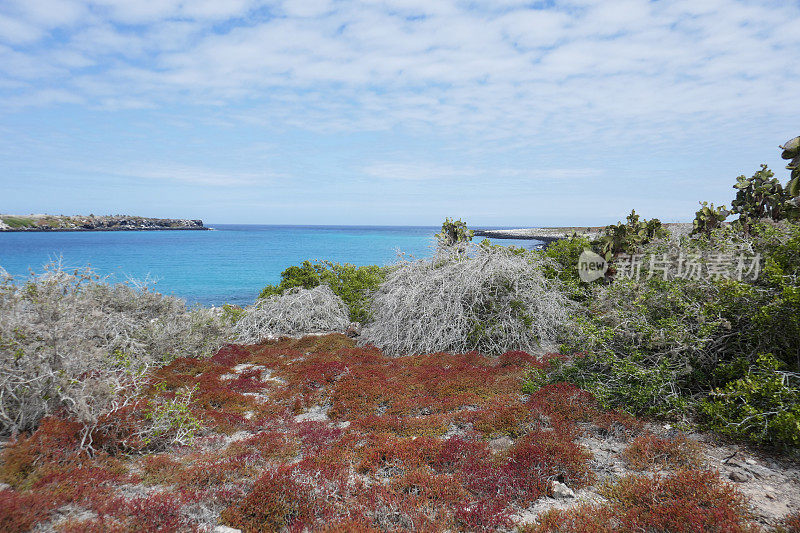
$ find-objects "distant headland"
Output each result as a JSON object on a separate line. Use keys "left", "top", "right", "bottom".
{"left": 0, "top": 214, "right": 209, "bottom": 232}
{"left": 473, "top": 222, "right": 692, "bottom": 243}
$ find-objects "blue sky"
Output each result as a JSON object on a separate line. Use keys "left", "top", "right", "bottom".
{"left": 1, "top": 0, "right": 799, "bottom": 226}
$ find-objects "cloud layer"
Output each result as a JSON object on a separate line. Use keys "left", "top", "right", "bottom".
{"left": 1, "top": 0, "right": 799, "bottom": 224}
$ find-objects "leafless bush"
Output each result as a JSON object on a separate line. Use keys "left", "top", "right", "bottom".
{"left": 359, "top": 244, "right": 572, "bottom": 356}
{"left": 232, "top": 285, "right": 350, "bottom": 344}
{"left": 0, "top": 261, "right": 231, "bottom": 439}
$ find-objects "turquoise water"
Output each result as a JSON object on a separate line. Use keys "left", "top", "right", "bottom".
{"left": 0, "top": 225, "right": 541, "bottom": 306}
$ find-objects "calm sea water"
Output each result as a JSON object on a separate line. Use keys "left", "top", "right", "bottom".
{"left": 0, "top": 225, "right": 542, "bottom": 306}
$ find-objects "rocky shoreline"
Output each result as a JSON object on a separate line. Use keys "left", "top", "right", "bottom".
{"left": 474, "top": 226, "right": 605, "bottom": 242}
{"left": 474, "top": 222, "right": 692, "bottom": 242}
{"left": 0, "top": 214, "right": 209, "bottom": 232}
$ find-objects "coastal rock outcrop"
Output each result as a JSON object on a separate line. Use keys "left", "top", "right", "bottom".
{"left": 0, "top": 214, "right": 208, "bottom": 231}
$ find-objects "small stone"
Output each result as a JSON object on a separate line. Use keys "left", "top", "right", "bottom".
{"left": 744, "top": 458, "right": 756, "bottom": 465}
{"left": 293, "top": 404, "right": 330, "bottom": 423}
{"left": 765, "top": 491, "right": 776, "bottom": 500}
{"left": 743, "top": 463, "right": 773, "bottom": 479}
{"left": 489, "top": 436, "right": 514, "bottom": 454}
{"left": 0, "top": 482, "right": 11, "bottom": 491}
{"left": 551, "top": 481, "right": 576, "bottom": 499}
{"left": 600, "top": 442, "right": 622, "bottom": 454}
{"left": 725, "top": 458, "right": 744, "bottom": 468}
{"left": 729, "top": 470, "right": 751, "bottom": 483}
{"left": 214, "top": 526, "right": 242, "bottom": 533}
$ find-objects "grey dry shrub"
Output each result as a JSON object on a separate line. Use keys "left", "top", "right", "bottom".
{"left": 0, "top": 262, "right": 231, "bottom": 440}
{"left": 233, "top": 284, "right": 351, "bottom": 344}
{"left": 360, "top": 243, "right": 571, "bottom": 356}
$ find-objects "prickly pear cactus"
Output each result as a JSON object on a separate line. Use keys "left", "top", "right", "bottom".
{"left": 691, "top": 201, "right": 728, "bottom": 235}
{"left": 781, "top": 136, "right": 800, "bottom": 198}
{"left": 436, "top": 217, "right": 473, "bottom": 246}
{"left": 730, "top": 164, "right": 788, "bottom": 226}
{"left": 598, "top": 209, "right": 664, "bottom": 261}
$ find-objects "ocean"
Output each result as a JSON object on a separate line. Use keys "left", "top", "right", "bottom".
{"left": 0, "top": 225, "right": 542, "bottom": 307}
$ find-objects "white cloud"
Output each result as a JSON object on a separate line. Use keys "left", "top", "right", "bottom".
{"left": 4, "top": 0, "right": 87, "bottom": 30}
{"left": 0, "top": 0, "right": 798, "bottom": 148}
{"left": 102, "top": 163, "right": 278, "bottom": 186}
{"left": 363, "top": 162, "right": 477, "bottom": 180}
{"left": 0, "top": 13, "right": 43, "bottom": 44}
{"left": 362, "top": 162, "right": 602, "bottom": 182}
{"left": 282, "top": 0, "right": 332, "bottom": 18}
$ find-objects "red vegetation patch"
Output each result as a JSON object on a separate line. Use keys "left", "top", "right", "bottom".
{"left": 466, "top": 395, "right": 532, "bottom": 437}
{"left": 505, "top": 430, "right": 596, "bottom": 491}
{"left": 776, "top": 512, "right": 800, "bottom": 533}
{"left": 220, "top": 467, "right": 313, "bottom": 532}
{"left": 2, "top": 334, "right": 758, "bottom": 532}
{"left": 526, "top": 469, "right": 756, "bottom": 533}
{"left": 622, "top": 432, "right": 702, "bottom": 471}
{"left": 140, "top": 454, "right": 184, "bottom": 485}
{"left": 0, "top": 417, "right": 84, "bottom": 488}
{"left": 120, "top": 492, "right": 191, "bottom": 533}
{"left": 0, "top": 488, "right": 59, "bottom": 532}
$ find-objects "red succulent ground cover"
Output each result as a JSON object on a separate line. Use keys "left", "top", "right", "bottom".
{"left": 0, "top": 334, "right": 780, "bottom": 532}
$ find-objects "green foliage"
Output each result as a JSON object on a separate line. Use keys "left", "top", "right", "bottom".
{"left": 534, "top": 218, "right": 800, "bottom": 447}
{"left": 141, "top": 384, "right": 204, "bottom": 448}
{"left": 220, "top": 304, "right": 246, "bottom": 326}
{"left": 548, "top": 275, "right": 712, "bottom": 418}
{"left": 539, "top": 236, "right": 594, "bottom": 300}
{"left": 701, "top": 353, "right": 800, "bottom": 448}
{"left": 747, "top": 222, "right": 800, "bottom": 370}
{"left": 1, "top": 216, "right": 35, "bottom": 228}
{"left": 259, "top": 260, "right": 388, "bottom": 323}
{"left": 691, "top": 202, "right": 728, "bottom": 235}
{"left": 436, "top": 217, "right": 473, "bottom": 246}
{"left": 597, "top": 210, "right": 665, "bottom": 261}
{"left": 730, "top": 164, "right": 796, "bottom": 229}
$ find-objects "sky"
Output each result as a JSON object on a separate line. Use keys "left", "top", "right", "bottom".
{"left": 1, "top": 0, "right": 799, "bottom": 226}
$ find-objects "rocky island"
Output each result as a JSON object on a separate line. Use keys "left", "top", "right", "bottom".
{"left": 0, "top": 214, "right": 209, "bottom": 232}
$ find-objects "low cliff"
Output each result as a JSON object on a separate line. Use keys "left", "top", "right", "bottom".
{"left": 0, "top": 214, "right": 209, "bottom": 232}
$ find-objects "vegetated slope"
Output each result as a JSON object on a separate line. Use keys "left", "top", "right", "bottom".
{"left": 2, "top": 334, "right": 796, "bottom": 532}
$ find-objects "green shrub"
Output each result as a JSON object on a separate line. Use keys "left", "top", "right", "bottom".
{"left": 749, "top": 222, "right": 800, "bottom": 369}
{"left": 524, "top": 147, "right": 800, "bottom": 447}
{"left": 528, "top": 219, "right": 800, "bottom": 447}
{"left": 220, "top": 304, "right": 246, "bottom": 326}
{"left": 539, "top": 235, "right": 594, "bottom": 300}
{"left": 701, "top": 353, "right": 800, "bottom": 448}
{"left": 138, "top": 384, "right": 204, "bottom": 450}
{"left": 259, "top": 260, "right": 388, "bottom": 323}
{"left": 520, "top": 349, "right": 691, "bottom": 417}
